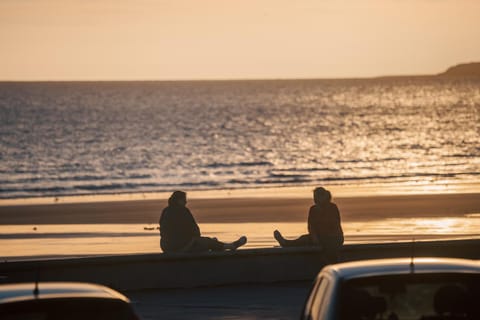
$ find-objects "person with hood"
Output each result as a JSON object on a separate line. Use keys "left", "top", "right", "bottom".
{"left": 273, "top": 187, "right": 344, "bottom": 261}
{"left": 159, "top": 191, "right": 247, "bottom": 253}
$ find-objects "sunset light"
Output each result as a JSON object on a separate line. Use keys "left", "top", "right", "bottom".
{"left": 1, "top": 0, "right": 480, "bottom": 80}
{"left": 1, "top": 1, "right": 479, "bottom": 319}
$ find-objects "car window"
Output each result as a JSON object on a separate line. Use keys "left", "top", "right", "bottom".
{"left": 310, "top": 277, "right": 330, "bottom": 320}
{"left": 339, "top": 273, "right": 480, "bottom": 320}
{"left": 303, "top": 276, "right": 323, "bottom": 319}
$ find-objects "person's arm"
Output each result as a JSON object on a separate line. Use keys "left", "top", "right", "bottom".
{"left": 336, "top": 204, "right": 342, "bottom": 223}
{"left": 159, "top": 209, "right": 167, "bottom": 237}
{"left": 179, "top": 238, "right": 196, "bottom": 252}
{"left": 332, "top": 203, "right": 344, "bottom": 236}
{"left": 308, "top": 207, "right": 321, "bottom": 245}
{"left": 186, "top": 208, "right": 201, "bottom": 237}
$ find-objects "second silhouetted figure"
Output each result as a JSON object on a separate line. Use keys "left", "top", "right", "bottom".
{"left": 273, "top": 187, "right": 344, "bottom": 261}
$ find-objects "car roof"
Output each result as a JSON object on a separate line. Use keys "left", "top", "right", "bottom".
{"left": 322, "top": 258, "right": 480, "bottom": 281}
{"left": 0, "top": 282, "right": 130, "bottom": 305}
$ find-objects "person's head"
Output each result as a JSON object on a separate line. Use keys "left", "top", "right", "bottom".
{"left": 313, "top": 187, "right": 331, "bottom": 205}
{"left": 168, "top": 190, "right": 187, "bottom": 207}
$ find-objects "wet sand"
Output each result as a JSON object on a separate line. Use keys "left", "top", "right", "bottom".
{"left": 1, "top": 190, "right": 480, "bottom": 260}
{"left": 1, "top": 192, "right": 479, "bottom": 225}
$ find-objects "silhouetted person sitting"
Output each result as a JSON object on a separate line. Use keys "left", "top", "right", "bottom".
{"left": 273, "top": 187, "right": 344, "bottom": 262}
{"left": 159, "top": 191, "right": 247, "bottom": 253}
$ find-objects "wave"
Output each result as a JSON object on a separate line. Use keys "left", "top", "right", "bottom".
{"left": 75, "top": 182, "right": 157, "bottom": 191}
{"left": 0, "top": 186, "right": 73, "bottom": 195}
{"left": 0, "top": 232, "right": 151, "bottom": 240}
{"left": 448, "top": 154, "right": 479, "bottom": 158}
{"left": 335, "top": 157, "right": 404, "bottom": 164}
{"left": 0, "top": 173, "right": 153, "bottom": 185}
{"left": 1, "top": 171, "right": 480, "bottom": 199}
{"left": 271, "top": 167, "right": 340, "bottom": 173}
{"left": 254, "top": 177, "right": 314, "bottom": 185}
{"left": 204, "top": 161, "right": 274, "bottom": 169}
{"left": 267, "top": 173, "right": 311, "bottom": 179}
{"left": 318, "top": 172, "right": 480, "bottom": 182}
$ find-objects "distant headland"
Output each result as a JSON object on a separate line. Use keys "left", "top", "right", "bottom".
{"left": 438, "top": 62, "right": 480, "bottom": 77}
{"left": 374, "top": 62, "right": 480, "bottom": 80}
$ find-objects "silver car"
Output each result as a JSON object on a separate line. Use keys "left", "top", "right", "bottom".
{"left": 0, "top": 282, "right": 140, "bottom": 320}
{"left": 301, "top": 258, "right": 480, "bottom": 320}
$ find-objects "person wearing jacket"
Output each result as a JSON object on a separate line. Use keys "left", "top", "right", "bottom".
{"left": 273, "top": 187, "right": 344, "bottom": 261}
{"left": 159, "top": 191, "right": 247, "bottom": 253}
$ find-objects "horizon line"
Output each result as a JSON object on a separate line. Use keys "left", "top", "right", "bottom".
{"left": 0, "top": 73, "right": 441, "bottom": 83}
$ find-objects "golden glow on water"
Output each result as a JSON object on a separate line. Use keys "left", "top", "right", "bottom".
{"left": 411, "top": 218, "right": 457, "bottom": 234}
{"left": 414, "top": 184, "right": 453, "bottom": 194}
{"left": 1, "top": 182, "right": 480, "bottom": 206}
{"left": 1, "top": 215, "right": 479, "bottom": 260}
{"left": 345, "top": 216, "right": 480, "bottom": 239}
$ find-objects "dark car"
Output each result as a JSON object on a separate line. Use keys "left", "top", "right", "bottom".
{"left": 0, "top": 282, "right": 140, "bottom": 320}
{"left": 301, "top": 258, "right": 480, "bottom": 320}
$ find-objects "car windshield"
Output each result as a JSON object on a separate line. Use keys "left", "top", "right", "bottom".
{"left": 339, "top": 273, "right": 480, "bottom": 320}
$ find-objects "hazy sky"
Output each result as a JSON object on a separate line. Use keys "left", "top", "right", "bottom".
{"left": 1, "top": 0, "right": 479, "bottom": 80}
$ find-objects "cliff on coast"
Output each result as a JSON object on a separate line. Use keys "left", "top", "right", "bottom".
{"left": 439, "top": 62, "right": 480, "bottom": 77}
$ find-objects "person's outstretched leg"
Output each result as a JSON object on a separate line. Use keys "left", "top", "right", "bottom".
{"left": 274, "top": 230, "right": 287, "bottom": 246}
{"left": 223, "top": 236, "right": 247, "bottom": 251}
{"left": 274, "top": 230, "right": 312, "bottom": 247}
{"left": 189, "top": 237, "right": 223, "bottom": 252}
{"left": 189, "top": 236, "right": 247, "bottom": 252}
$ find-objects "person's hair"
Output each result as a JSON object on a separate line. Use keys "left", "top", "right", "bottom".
{"left": 168, "top": 190, "right": 186, "bottom": 206}
{"left": 313, "top": 187, "right": 331, "bottom": 205}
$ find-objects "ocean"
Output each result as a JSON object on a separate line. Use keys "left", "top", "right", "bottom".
{"left": 1, "top": 78, "right": 479, "bottom": 199}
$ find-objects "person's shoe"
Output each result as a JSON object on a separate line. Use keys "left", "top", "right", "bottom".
{"left": 231, "top": 236, "right": 247, "bottom": 250}
{"left": 274, "top": 230, "right": 286, "bottom": 247}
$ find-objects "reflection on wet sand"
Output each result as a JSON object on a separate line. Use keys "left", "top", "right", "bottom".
{"left": 1, "top": 214, "right": 479, "bottom": 260}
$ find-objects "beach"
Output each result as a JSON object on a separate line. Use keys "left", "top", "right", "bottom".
{"left": 2, "top": 188, "right": 480, "bottom": 319}
{"left": 1, "top": 188, "right": 480, "bottom": 224}
{"left": 1, "top": 187, "right": 480, "bottom": 260}
{"left": 2, "top": 78, "right": 479, "bottom": 261}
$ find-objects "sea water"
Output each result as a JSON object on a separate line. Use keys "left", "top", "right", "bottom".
{"left": 1, "top": 78, "right": 480, "bottom": 199}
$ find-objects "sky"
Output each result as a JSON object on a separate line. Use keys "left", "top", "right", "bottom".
{"left": 1, "top": 0, "right": 479, "bottom": 81}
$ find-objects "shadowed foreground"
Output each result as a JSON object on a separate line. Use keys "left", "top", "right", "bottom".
{"left": 128, "top": 281, "right": 310, "bottom": 320}
{"left": 2, "top": 240, "right": 479, "bottom": 290}
{"left": 2, "top": 240, "right": 480, "bottom": 319}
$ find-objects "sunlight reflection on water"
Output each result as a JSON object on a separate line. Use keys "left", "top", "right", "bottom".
{"left": 2, "top": 79, "right": 480, "bottom": 199}
{"left": 1, "top": 215, "right": 479, "bottom": 260}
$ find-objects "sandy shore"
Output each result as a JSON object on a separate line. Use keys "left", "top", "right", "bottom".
{"left": 1, "top": 192, "right": 479, "bottom": 225}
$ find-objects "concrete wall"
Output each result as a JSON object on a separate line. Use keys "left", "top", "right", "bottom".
{"left": 0, "top": 247, "right": 326, "bottom": 291}
{"left": 1, "top": 239, "right": 479, "bottom": 291}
